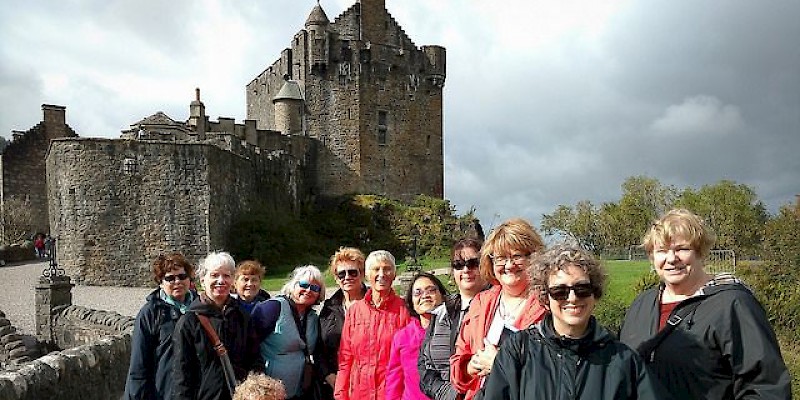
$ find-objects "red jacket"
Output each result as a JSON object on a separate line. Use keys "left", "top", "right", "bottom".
{"left": 335, "top": 288, "right": 410, "bottom": 400}
{"left": 449, "top": 285, "right": 546, "bottom": 400}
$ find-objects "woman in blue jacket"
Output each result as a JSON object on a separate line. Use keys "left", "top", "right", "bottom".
{"left": 251, "top": 265, "right": 326, "bottom": 400}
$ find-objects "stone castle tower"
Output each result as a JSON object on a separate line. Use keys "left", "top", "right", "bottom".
{"left": 246, "top": 0, "right": 446, "bottom": 200}
{"left": 4, "top": 0, "right": 445, "bottom": 285}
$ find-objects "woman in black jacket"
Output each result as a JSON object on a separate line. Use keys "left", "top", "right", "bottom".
{"left": 480, "top": 244, "right": 665, "bottom": 400}
{"left": 172, "top": 251, "right": 263, "bottom": 400}
{"left": 318, "top": 247, "right": 367, "bottom": 399}
{"left": 619, "top": 209, "right": 790, "bottom": 399}
{"left": 124, "top": 253, "right": 197, "bottom": 400}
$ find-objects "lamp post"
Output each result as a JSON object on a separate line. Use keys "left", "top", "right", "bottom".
{"left": 41, "top": 237, "right": 65, "bottom": 278}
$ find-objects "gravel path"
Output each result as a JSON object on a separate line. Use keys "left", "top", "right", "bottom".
{"left": 0, "top": 260, "right": 153, "bottom": 335}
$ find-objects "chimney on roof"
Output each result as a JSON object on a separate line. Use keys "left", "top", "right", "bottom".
{"left": 42, "top": 104, "right": 66, "bottom": 126}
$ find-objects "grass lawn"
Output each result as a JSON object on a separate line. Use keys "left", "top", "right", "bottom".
{"left": 602, "top": 259, "right": 652, "bottom": 304}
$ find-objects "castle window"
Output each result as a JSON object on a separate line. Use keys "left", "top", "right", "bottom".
{"left": 123, "top": 158, "right": 138, "bottom": 174}
{"left": 378, "top": 111, "right": 388, "bottom": 145}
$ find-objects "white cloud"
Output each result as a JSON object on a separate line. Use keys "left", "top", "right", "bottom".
{"left": 650, "top": 95, "right": 745, "bottom": 136}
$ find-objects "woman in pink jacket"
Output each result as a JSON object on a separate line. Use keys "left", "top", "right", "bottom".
{"left": 450, "top": 218, "right": 547, "bottom": 400}
{"left": 386, "top": 272, "right": 448, "bottom": 400}
{"left": 334, "top": 250, "right": 410, "bottom": 400}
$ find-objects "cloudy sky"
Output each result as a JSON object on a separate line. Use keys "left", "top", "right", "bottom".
{"left": 2, "top": 0, "right": 798, "bottom": 230}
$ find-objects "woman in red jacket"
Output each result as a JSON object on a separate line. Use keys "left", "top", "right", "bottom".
{"left": 334, "top": 250, "right": 410, "bottom": 400}
{"left": 450, "top": 218, "right": 547, "bottom": 400}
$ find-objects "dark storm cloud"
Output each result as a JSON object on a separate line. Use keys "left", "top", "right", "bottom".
{"left": 443, "top": 1, "right": 800, "bottom": 228}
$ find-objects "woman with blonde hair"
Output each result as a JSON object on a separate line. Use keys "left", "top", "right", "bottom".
{"left": 620, "top": 209, "right": 790, "bottom": 399}
{"left": 450, "top": 218, "right": 547, "bottom": 400}
{"left": 319, "top": 247, "right": 368, "bottom": 398}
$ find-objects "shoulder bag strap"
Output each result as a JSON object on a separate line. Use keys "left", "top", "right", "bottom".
{"left": 196, "top": 313, "right": 237, "bottom": 395}
{"left": 636, "top": 299, "right": 702, "bottom": 362}
{"left": 197, "top": 314, "right": 227, "bottom": 357}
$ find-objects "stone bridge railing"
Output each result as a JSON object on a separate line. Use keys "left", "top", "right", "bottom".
{"left": 0, "top": 275, "right": 134, "bottom": 400}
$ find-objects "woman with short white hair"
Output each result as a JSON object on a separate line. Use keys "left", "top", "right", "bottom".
{"left": 173, "top": 251, "right": 263, "bottom": 400}
{"left": 334, "top": 250, "right": 410, "bottom": 400}
{"left": 251, "top": 265, "right": 326, "bottom": 399}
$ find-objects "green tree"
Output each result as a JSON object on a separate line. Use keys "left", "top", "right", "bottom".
{"left": 674, "top": 180, "right": 767, "bottom": 257}
{"left": 541, "top": 201, "right": 603, "bottom": 252}
{"left": 603, "top": 176, "right": 675, "bottom": 249}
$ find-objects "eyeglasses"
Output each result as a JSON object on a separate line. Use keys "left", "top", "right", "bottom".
{"left": 336, "top": 269, "right": 359, "bottom": 280}
{"left": 452, "top": 258, "right": 480, "bottom": 271}
{"left": 412, "top": 286, "right": 439, "bottom": 298}
{"left": 163, "top": 273, "right": 189, "bottom": 282}
{"left": 491, "top": 253, "right": 529, "bottom": 266}
{"left": 547, "top": 283, "right": 595, "bottom": 301}
{"left": 297, "top": 280, "right": 322, "bottom": 293}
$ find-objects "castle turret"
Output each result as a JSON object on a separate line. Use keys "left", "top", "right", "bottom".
{"left": 422, "top": 46, "right": 446, "bottom": 89}
{"left": 305, "top": 2, "right": 330, "bottom": 72}
{"left": 272, "top": 79, "right": 304, "bottom": 135}
{"left": 188, "top": 88, "right": 207, "bottom": 139}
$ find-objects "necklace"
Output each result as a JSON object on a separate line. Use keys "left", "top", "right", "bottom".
{"left": 498, "top": 294, "right": 526, "bottom": 321}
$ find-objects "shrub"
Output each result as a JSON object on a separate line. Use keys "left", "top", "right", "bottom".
{"left": 594, "top": 297, "right": 628, "bottom": 336}
{"left": 227, "top": 194, "right": 472, "bottom": 272}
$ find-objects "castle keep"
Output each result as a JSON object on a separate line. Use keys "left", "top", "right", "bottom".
{"left": 1, "top": 0, "right": 445, "bottom": 286}
{"left": 247, "top": 0, "right": 445, "bottom": 199}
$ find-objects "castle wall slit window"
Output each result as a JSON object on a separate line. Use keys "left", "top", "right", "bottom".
{"left": 378, "top": 111, "right": 388, "bottom": 145}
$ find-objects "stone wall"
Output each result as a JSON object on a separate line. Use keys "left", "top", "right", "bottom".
{"left": 0, "top": 305, "right": 133, "bottom": 400}
{"left": 47, "top": 137, "right": 312, "bottom": 286}
{"left": 0, "top": 105, "right": 78, "bottom": 236}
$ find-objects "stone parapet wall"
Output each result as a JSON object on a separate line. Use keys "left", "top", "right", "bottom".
{"left": 0, "top": 305, "right": 133, "bottom": 400}
{"left": 51, "top": 305, "right": 134, "bottom": 348}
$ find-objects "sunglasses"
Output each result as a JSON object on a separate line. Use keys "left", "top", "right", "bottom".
{"left": 336, "top": 269, "right": 359, "bottom": 280}
{"left": 297, "top": 280, "right": 322, "bottom": 293}
{"left": 412, "top": 286, "right": 440, "bottom": 298}
{"left": 163, "top": 273, "right": 189, "bottom": 282}
{"left": 452, "top": 258, "right": 480, "bottom": 271}
{"left": 547, "top": 283, "right": 595, "bottom": 301}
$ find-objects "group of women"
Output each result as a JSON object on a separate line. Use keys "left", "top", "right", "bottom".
{"left": 123, "top": 208, "right": 791, "bottom": 400}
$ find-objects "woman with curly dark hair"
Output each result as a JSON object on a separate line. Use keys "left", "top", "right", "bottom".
{"left": 125, "top": 253, "right": 197, "bottom": 400}
{"left": 480, "top": 244, "right": 665, "bottom": 400}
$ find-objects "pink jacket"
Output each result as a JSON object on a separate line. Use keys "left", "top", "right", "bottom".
{"left": 335, "top": 289, "right": 410, "bottom": 400}
{"left": 386, "top": 318, "right": 431, "bottom": 400}
{"left": 450, "top": 285, "right": 546, "bottom": 400}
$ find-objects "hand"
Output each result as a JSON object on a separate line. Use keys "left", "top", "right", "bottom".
{"left": 467, "top": 353, "right": 483, "bottom": 376}
{"left": 326, "top": 373, "right": 337, "bottom": 388}
{"left": 473, "top": 342, "right": 498, "bottom": 376}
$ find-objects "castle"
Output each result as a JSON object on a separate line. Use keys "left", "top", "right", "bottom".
{"left": 1, "top": 0, "right": 446, "bottom": 286}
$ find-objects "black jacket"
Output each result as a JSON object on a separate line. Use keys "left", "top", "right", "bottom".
{"left": 620, "top": 278, "right": 791, "bottom": 400}
{"left": 124, "top": 289, "right": 194, "bottom": 400}
{"left": 480, "top": 316, "right": 666, "bottom": 400}
{"left": 417, "top": 293, "right": 463, "bottom": 400}
{"left": 318, "top": 284, "right": 367, "bottom": 379}
{"left": 172, "top": 294, "right": 263, "bottom": 400}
